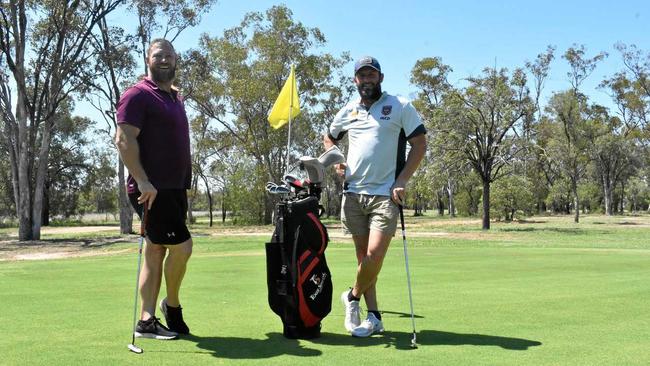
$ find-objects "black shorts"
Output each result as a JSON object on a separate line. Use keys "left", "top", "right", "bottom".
{"left": 129, "top": 189, "right": 191, "bottom": 245}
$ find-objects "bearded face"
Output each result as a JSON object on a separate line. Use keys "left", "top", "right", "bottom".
{"left": 357, "top": 81, "right": 382, "bottom": 100}
{"left": 354, "top": 67, "right": 383, "bottom": 102}
{"left": 147, "top": 42, "right": 177, "bottom": 84}
{"left": 149, "top": 64, "right": 176, "bottom": 83}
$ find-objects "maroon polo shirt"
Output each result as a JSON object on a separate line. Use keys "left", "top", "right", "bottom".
{"left": 117, "top": 77, "right": 191, "bottom": 193}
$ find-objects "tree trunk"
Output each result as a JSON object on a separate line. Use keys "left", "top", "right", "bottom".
{"left": 199, "top": 173, "right": 213, "bottom": 227}
{"left": 620, "top": 180, "right": 625, "bottom": 214}
{"left": 447, "top": 179, "right": 455, "bottom": 217}
{"left": 221, "top": 188, "right": 227, "bottom": 224}
{"left": 31, "top": 120, "right": 55, "bottom": 240}
{"left": 572, "top": 178, "right": 580, "bottom": 223}
{"left": 414, "top": 192, "right": 423, "bottom": 216}
{"left": 207, "top": 188, "right": 213, "bottom": 227}
{"left": 187, "top": 175, "right": 198, "bottom": 224}
{"left": 42, "top": 179, "right": 50, "bottom": 227}
{"left": 602, "top": 174, "right": 613, "bottom": 216}
{"left": 17, "top": 107, "right": 32, "bottom": 241}
{"left": 264, "top": 192, "right": 273, "bottom": 224}
{"left": 482, "top": 180, "right": 490, "bottom": 230}
{"left": 437, "top": 192, "right": 444, "bottom": 216}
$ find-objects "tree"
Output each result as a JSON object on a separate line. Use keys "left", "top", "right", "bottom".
{"left": 548, "top": 45, "right": 607, "bottom": 223}
{"left": 410, "top": 57, "right": 462, "bottom": 217}
{"left": 0, "top": 0, "right": 122, "bottom": 240}
{"left": 84, "top": 3, "right": 137, "bottom": 233}
{"left": 585, "top": 105, "right": 639, "bottom": 215}
{"left": 44, "top": 107, "right": 95, "bottom": 223}
{"left": 545, "top": 91, "right": 591, "bottom": 220}
{"left": 182, "top": 5, "right": 351, "bottom": 224}
{"left": 130, "top": 0, "right": 217, "bottom": 74}
{"left": 453, "top": 67, "right": 531, "bottom": 229}
{"left": 490, "top": 172, "right": 535, "bottom": 221}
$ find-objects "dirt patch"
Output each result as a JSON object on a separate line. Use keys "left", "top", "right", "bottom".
{"left": 0, "top": 236, "right": 131, "bottom": 262}
{"left": 2, "top": 226, "right": 122, "bottom": 240}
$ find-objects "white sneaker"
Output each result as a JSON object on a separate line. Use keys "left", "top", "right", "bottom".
{"left": 341, "top": 290, "right": 361, "bottom": 332}
{"left": 351, "top": 313, "right": 384, "bottom": 337}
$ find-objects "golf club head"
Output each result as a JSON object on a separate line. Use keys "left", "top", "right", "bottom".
{"left": 318, "top": 145, "right": 345, "bottom": 167}
{"left": 284, "top": 174, "right": 306, "bottom": 191}
{"left": 128, "top": 343, "right": 143, "bottom": 354}
{"left": 272, "top": 186, "right": 291, "bottom": 194}
{"left": 266, "top": 182, "right": 291, "bottom": 195}
{"left": 410, "top": 334, "right": 418, "bottom": 349}
{"left": 299, "top": 157, "right": 325, "bottom": 183}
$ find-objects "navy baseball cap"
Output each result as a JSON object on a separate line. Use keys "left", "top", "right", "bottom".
{"left": 354, "top": 56, "right": 381, "bottom": 74}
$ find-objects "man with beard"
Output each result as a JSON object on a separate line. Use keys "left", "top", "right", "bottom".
{"left": 115, "top": 39, "right": 192, "bottom": 339}
{"left": 323, "top": 56, "right": 426, "bottom": 337}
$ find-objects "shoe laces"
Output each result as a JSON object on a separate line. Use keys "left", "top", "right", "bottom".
{"left": 360, "top": 315, "right": 380, "bottom": 330}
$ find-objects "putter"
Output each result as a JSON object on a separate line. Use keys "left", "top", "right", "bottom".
{"left": 398, "top": 205, "right": 418, "bottom": 349}
{"left": 128, "top": 204, "right": 148, "bottom": 354}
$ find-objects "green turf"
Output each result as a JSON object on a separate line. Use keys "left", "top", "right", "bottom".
{"left": 1, "top": 215, "right": 649, "bottom": 365}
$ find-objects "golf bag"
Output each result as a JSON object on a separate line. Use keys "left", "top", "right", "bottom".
{"left": 265, "top": 195, "right": 333, "bottom": 339}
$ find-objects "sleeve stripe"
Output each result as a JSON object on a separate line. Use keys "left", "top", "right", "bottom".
{"left": 328, "top": 131, "right": 347, "bottom": 141}
{"left": 406, "top": 124, "right": 426, "bottom": 140}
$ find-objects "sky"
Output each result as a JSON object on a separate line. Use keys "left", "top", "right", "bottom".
{"left": 92, "top": 0, "right": 650, "bottom": 119}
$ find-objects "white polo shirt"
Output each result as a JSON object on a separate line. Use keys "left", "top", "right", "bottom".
{"left": 328, "top": 92, "right": 426, "bottom": 196}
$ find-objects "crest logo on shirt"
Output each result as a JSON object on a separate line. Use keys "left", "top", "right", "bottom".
{"left": 380, "top": 105, "right": 392, "bottom": 120}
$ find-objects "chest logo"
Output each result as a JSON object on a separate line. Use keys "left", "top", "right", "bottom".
{"left": 381, "top": 105, "right": 392, "bottom": 116}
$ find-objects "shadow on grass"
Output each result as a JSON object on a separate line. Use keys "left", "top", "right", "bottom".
{"left": 380, "top": 310, "right": 425, "bottom": 319}
{"left": 498, "top": 227, "right": 606, "bottom": 235}
{"left": 312, "top": 330, "right": 541, "bottom": 351}
{"left": 183, "top": 333, "right": 322, "bottom": 358}
{"left": 183, "top": 329, "right": 541, "bottom": 358}
{"left": 619, "top": 221, "right": 640, "bottom": 226}
{"left": 516, "top": 219, "right": 548, "bottom": 224}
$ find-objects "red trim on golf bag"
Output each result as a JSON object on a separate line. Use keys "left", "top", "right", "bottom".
{"left": 306, "top": 211, "right": 327, "bottom": 254}
{"left": 297, "top": 252, "right": 321, "bottom": 327}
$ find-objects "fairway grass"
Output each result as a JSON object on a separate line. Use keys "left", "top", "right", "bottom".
{"left": 1, "top": 215, "right": 649, "bottom": 365}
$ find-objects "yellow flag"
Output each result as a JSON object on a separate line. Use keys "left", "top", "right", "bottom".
{"left": 268, "top": 65, "right": 300, "bottom": 129}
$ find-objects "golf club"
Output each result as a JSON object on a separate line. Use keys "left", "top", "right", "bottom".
{"left": 128, "top": 204, "right": 148, "bottom": 354}
{"left": 398, "top": 205, "right": 418, "bottom": 349}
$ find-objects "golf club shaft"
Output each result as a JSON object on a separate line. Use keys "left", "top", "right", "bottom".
{"left": 130, "top": 206, "right": 148, "bottom": 346}
{"left": 399, "top": 206, "right": 417, "bottom": 338}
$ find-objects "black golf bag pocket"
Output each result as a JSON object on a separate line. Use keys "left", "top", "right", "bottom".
{"left": 265, "top": 242, "right": 289, "bottom": 317}
{"left": 265, "top": 196, "right": 333, "bottom": 339}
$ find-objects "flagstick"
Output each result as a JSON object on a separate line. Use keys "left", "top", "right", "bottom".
{"left": 284, "top": 109, "right": 292, "bottom": 177}
{"left": 284, "top": 66, "right": 294, "bottom": 177}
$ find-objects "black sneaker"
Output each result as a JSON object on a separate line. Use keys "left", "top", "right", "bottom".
{"left": 134, "top": 317, "right": 177, "bottom": 340}
{"left": 160, "top": 298, "right": 190, "bottom": 334}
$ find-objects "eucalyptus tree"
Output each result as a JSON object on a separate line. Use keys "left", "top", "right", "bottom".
{"left": 452, "top": 67, "right": 531, "bottom": 229}
{"left": 547, "top": 45, "right": 607, "bottom": 223}
{"left": 130, "top": 0, "right": 217, "bottom": 74}
{"left": 410, "top": 57, "right": 461, "bottom": 216}
{"left": 0, "top": 0, "right": 122, "bottom": 240}
{"left": 84, "top": 4, "right": 137, "bottom": 233}
{"left": 182, "top": 5, "right": 351, "bottom": 224}
{"left": 585, "top": 105, "right": 640, "bottom": 215}
{"left": 545, "top": 90, "right": 591, "bottom": 220}
{"left": 611, "top": 43, "right": 649, "bottom": 134}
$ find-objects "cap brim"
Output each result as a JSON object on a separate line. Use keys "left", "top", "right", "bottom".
{"left": 355, "top": 65, "right": 381, "bottom": 74}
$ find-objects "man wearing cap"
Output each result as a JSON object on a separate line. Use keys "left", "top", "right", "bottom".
{"left": 323, "top": 56, "right": 426, "bottom": 337}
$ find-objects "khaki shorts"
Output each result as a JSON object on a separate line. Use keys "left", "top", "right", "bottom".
{"left": 341, "top": 193, "right": 399, "bottom": 236}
